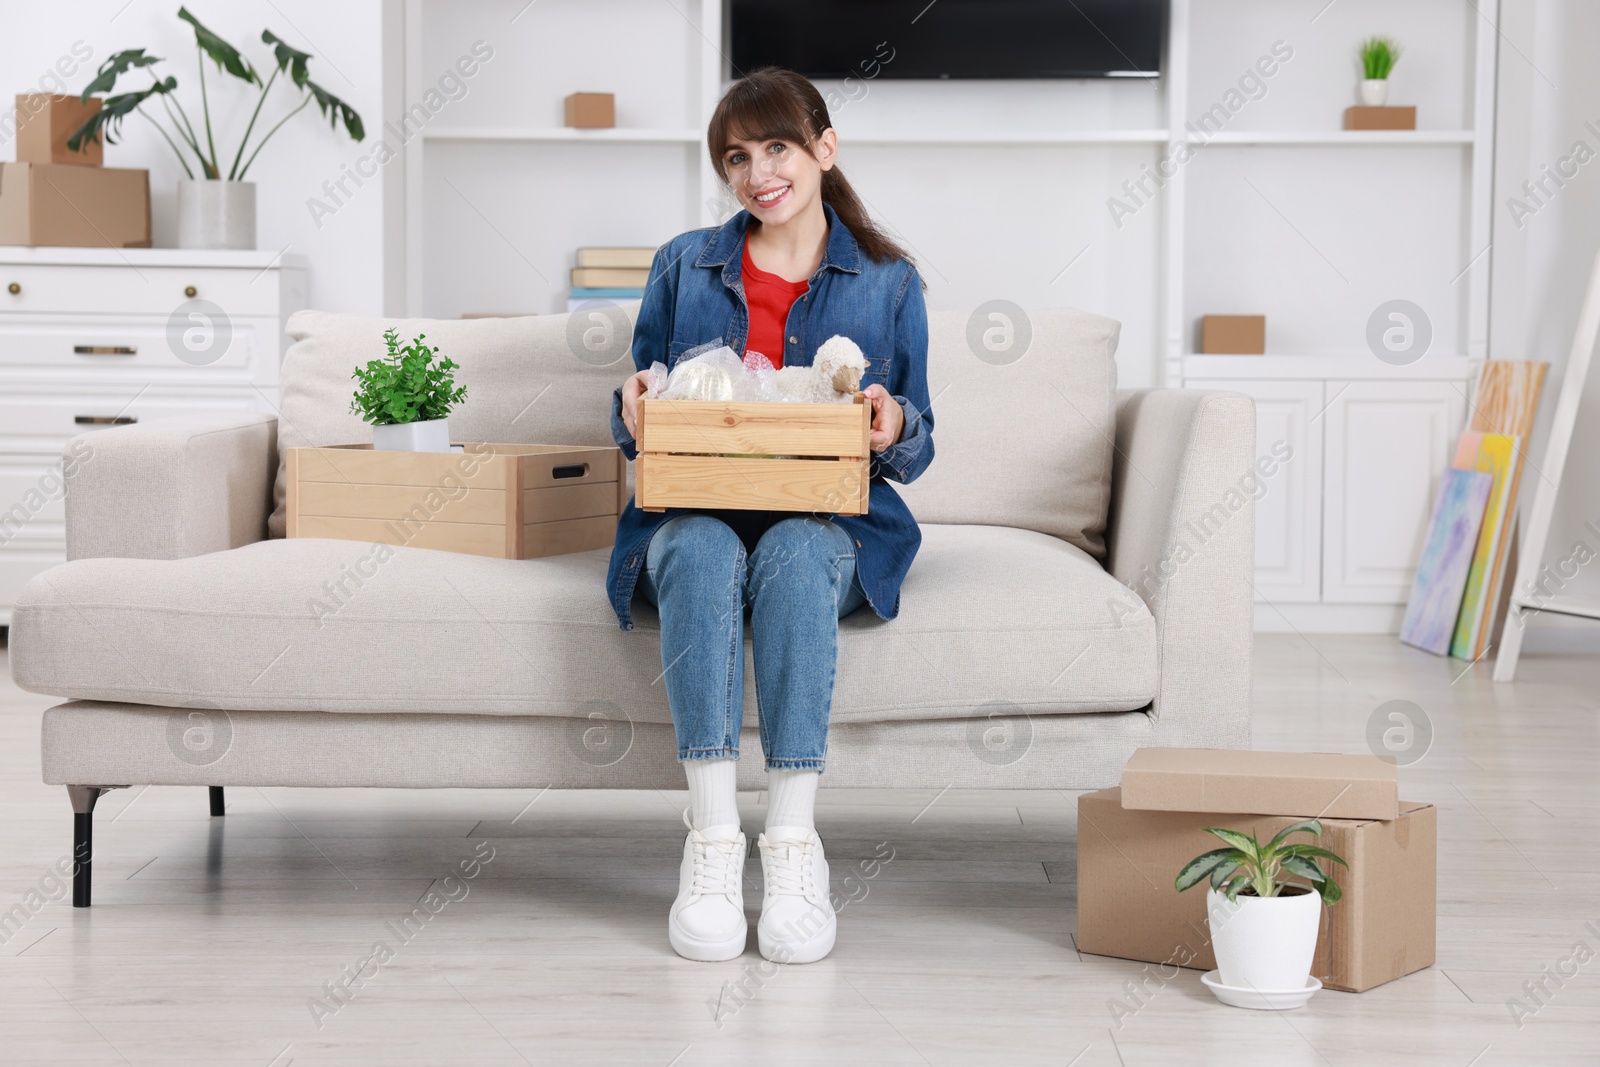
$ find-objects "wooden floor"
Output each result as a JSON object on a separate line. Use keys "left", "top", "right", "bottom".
{"left": 2, "top": 634, "right": 1597, "bottom": 1065}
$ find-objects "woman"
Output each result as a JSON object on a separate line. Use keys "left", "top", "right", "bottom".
{"left": 606, "top": 68, "right": 934, "bottom": 964}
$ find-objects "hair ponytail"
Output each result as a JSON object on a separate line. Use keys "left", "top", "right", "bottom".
{"left": 708, "top": 67, "right": 917, "bottom": 270}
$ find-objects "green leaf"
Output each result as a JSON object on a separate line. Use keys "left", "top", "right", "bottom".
{"left": 179, "top": 7, "right": 260, "bottom": 86}
{"left": 1176, "top": 848, "right": 1242, "bottom": 892}
{"left": 1265, "top": 819, "right": 1323, "bottom": 853}
{"left": 1279, "top": 856, "right": 1327, "bottom": 884}
{"left": 80, "top": 49, "right": 164, "bottom": 100}
{"left": 1209, "top": 858, "right": 1243, "bottom": 889}
{"left": 306, "top": 79, "right": 365, "bottom": 142}
{"left": 1279, "top": 844, "right": 1349, "bottom": 868}
{"left": 261, "top": 29, "right": 312, "bottom": 88}
{"left": 1319, "top": 878, "right": 1343, "bottom": 905}
{"left": 67, "top": 77, "right": 178, "bottom": 151}
{"left": 1201, "top": 827, "right": 1261, "bottom": 859}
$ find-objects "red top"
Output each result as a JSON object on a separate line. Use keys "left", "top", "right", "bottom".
{"left": 740, "top": 242, "right": 809, "bottom": 369}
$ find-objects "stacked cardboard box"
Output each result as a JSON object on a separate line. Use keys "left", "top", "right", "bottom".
{"left": 1077, "top": 748, "right": 1436, "bottom": 993}
{"left": 1, "top": 94, "right": 151, "bottom": 247}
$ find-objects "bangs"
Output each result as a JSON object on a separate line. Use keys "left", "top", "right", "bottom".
{"left": 708, "top": 68, "right": 829, "bottom": 175}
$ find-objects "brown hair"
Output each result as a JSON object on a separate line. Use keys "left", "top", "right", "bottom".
{"left": 707, "top": 67, "right": 914, "bottom": 268}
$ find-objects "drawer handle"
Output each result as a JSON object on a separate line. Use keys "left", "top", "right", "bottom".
{"left": 552, "top": 463, "right": 588, "bottom": 479}
{"left": 74, "top": 415, "right": 138, "bottom": 426}
{"left": 6, "top": 282, "right": 18, "bottom": 295}
{"left": 185, "top": 285, "right": 197, "bottom": 298}
{"left": 74, "top": 345, "right": 138, "bottom": 356}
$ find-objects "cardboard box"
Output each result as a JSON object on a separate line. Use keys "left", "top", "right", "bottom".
{"left": 1122, "top": 747, "right": 1399, "bottom": 820}
{"left": 564, "top": 92, "right": 615, "bottom": 129}
{"left": 635, "top": 396, "right": 871, "bottom": 515}
{"left": 1200, "top": 314, "right": 1266, "bottom": 355}
{"left": 16, "top": 94, "right": 103, "bottom": 166}
{"left": 0, "top": 162, "right": 150, "bottom": 247}
{"left": 286, "top": 442, "right": 625, "bottom": 559}
{"left": 1344, "top": 106, "right": 1417, "bottom": 131}
{"left": 1076, "top": 787, "right": 1435, "bottom": 992}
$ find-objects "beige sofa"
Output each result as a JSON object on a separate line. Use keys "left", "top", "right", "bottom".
{"left": 10, "top": 306, "right": 1255, "bottom": 907}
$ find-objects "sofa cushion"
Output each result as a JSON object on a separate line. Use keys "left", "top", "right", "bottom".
{"left": 268, "top": 306, "right": 1119, "bottom": 557}
{"left": 13, "top": 525, "right": 1155, "bottom": 725}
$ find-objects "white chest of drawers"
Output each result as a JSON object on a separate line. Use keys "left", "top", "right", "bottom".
{"left": 0, "top": 247, "right": 307, "bottom": 626}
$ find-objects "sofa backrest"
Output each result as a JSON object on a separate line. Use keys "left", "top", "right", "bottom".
{"left": 269, "top": 305, "right": 1119, "bottom": 558}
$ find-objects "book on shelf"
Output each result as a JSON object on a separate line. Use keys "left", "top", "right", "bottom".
{"left": 572, "top": 266, "right": 650, "bottom": 288}
{"left": 576, "top": 246, "right": 657, "bottom": 269}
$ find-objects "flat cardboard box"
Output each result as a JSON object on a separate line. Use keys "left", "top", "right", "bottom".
{"left": 286, "top": 442, "right": 625, "bottom": 559}
{"left": 1200, "top": 314, "right": 1266, "bottom": 354}
{"left": 0, "top": 162, "right": 149, "bottom": 247}
{"left": 1076, "top": 787, "right": 1436, "bottom": 993}
{"left": 564, "top": 92, "right": 615, "bottom": 129}
{"left": 1344, "top": 106, "right": 1417, "bottom": 131}
{"left": 1122, "top": 747, "right": 1399, "bottom": 820}
{"left": 16, "top": 94, "right": 103, "bottom": 166}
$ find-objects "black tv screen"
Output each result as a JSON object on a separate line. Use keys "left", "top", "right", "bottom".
{"left": 729, "top": 0, "right": 1166, "bottom": 80}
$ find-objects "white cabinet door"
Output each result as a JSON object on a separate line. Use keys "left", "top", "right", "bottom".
{"left": 1322, "top": 380, "right": 1467, "bottom": 603}
{"left": 1207, "top": 380, "right": 1323, "bottom": 603}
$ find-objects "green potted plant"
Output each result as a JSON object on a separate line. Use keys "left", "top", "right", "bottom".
{"left": 1175, "top": 820, "right": 1348, "bottom": 1009}
{"left": 1357, "top": 36, "right": 1403, "bottom": 107}
{"left": 351, "top": 329, "right": 468, "bottom": 453}
{"left": 68, "top": 6, "right": 364, "bottom": 250}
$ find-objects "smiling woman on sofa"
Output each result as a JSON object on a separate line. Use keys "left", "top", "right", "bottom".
{"left": 607, "top": 68, "right": 936, "bottom": 965}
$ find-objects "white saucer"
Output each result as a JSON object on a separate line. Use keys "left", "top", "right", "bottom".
{"left": 1201, "top": 970, "right": 1321, "bottom": 1010}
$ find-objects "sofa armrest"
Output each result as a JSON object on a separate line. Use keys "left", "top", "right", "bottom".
{"left": 1108, "top": 389, "right": 1256, "bottom": 748}
{"left": 65, "top": 413, "right": 278, "bottom": 561}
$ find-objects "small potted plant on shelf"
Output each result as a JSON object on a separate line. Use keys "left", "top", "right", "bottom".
{"left": 67, "top": 6, "right": 364, "bottom": 250}
{"left": 1358, "top": 36, "right": 1403, "bottom": 106}
{"left": 1175, "top": 820, "right": 1348, "bottom": 1010}
{"left": 351, "top": 328, "right": 468, "bottom": 453}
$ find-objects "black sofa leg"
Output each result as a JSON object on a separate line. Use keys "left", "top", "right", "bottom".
{"left": 67, "top": 786, "right": 105, "bottom": 908}
{"left": 209, "top": 786, "right": 226, "bottom": 817}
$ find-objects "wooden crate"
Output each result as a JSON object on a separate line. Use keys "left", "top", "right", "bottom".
{"left": 635, "top": 395, "right": 871, "bottom": 515}
{"left": 286, "top": 442, "right": 625, "bottom": 559}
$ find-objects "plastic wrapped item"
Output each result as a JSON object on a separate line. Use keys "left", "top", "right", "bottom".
{"left": 647, "top": 336, "right": 867, "bottom": 404}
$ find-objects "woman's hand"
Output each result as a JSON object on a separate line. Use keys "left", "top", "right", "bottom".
{"left": 620, "top": 369, "right": 651, "bottom": 440}
{"left": 864, "top": 383, "right": 905, "bottom": 452}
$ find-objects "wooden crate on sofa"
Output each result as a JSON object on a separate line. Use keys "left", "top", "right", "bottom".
{"left": 286, "top": 443, "right": 625, "bottom": 559}
{"left": 635, "top": 395, "right": 871, "bottom": 515}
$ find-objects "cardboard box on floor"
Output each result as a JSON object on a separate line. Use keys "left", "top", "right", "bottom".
{"left": 1122, "top": 747, "right": 1400, "bottom": 820}
{"left": 0, "top": 162, "right": 150, "bottom": 247}
{"left": 1077, "top": 757, "right": 1435, "bottom": 993}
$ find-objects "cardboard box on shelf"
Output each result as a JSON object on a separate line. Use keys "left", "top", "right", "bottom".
{"left": 1076, "top": 787, "right": 1436, "bottom": 993}
{"left": 1200, "top": 314, "right": 1266, "bottom": 355}
{"left": 564, "top": 92, "right": 615, "bottom": 129}
{"left": 16, "top": 94, "right": 103, "bottom": 166}
{"left": 0, "top": 162, "right": 150, "bottom": 247}
{"left": 1121, "top": 747, "right": 1399, "bottom": 821}
{"left": 1344, "top": 106, "right": 1418, "bottom": 131}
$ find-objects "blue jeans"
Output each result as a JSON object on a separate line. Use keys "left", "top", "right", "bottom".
{"left": 637, "top": 514, "right": 867, "bottom": 770}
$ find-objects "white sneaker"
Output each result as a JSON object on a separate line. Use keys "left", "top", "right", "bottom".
{"left": 668, "top": 811, "right": 748, "bottom": 962}
{"left": 757, "top": 826, "right": 836, "bottom": 964}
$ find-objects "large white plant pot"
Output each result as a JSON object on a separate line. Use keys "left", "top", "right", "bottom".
{"left": 1359, "top": 78, "right": 1390, "bottom": 106}
{"left": 372, "top": 417, "right": 451, "bottom": 453}
{"left": 1206, "top": 885, "right": 1322, "bottom": 992}
{"left": 177, "top": 180, "right": 256, "bottom": 250}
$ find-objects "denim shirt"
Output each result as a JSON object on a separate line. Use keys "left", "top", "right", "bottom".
{"left": 604, "top": 204, "right": 935, "bottom": 630}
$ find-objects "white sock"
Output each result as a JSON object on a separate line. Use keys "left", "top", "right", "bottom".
{"left": 684, "top": 758, "right": 740, "bottom": 831}
{"left": 765, "top": 768, "right": 820, "bottom": 832}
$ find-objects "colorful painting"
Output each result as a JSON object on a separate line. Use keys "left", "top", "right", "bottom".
{"left": 1401, "top": 467, "right": 1494, "bottom": 655}
{"left": 1451, "top": 433, "right": 1520, "bottom": 660}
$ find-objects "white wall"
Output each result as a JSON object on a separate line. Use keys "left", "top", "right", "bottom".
{"left": 1, "top": 0, "right": 387, "bottom": 315}
{"left": 1490, "top": 0, "right": 1600, "bottom": 651}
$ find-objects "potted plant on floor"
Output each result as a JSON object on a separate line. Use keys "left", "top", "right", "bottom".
{"left": 66, "top": 6, "right": 364, "bottom": 250}
{"left": 1175, "top": 820, "right": 1347, "bottom": 1010}
{"left": 351, "top": 329, "right": 468, "bottom": 453}
{"left": 1357, "top": 36, "right": 1403, "bottom": 106}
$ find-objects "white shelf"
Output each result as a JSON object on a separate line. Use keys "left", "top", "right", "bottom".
{"left": 1192, "top": 130, "right": 1476, "bottom": 146}
{"left": 0, "top": 247, "right": 309, "bottom": 269}
{"left": 1182, "top": 354, "right": 1479, "bottom": 381}
{"left": 842, "top": 129, "right": 1171, "bottom": 145}
{"left": 423, "top": 127, "right": 702, "bottom": 143}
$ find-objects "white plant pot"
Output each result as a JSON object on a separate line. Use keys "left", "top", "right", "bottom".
{"left": 1206, "top": 885, "right": 1322, "bottom": 992}
{"left": 372, "top": 417, "right": 451, "bottom": 453}
{"left": 1359, "top": 79, "right": 1390, "bottom": 107}
{"left": 176, "top": 180, "right": 256, "bottom": 250}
